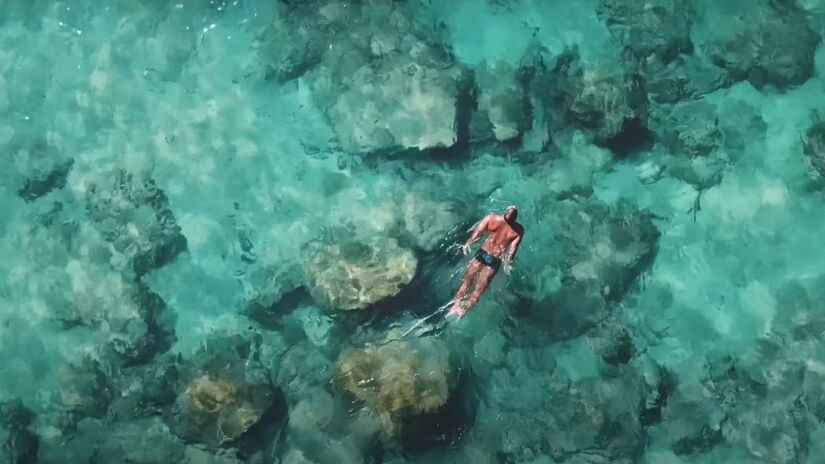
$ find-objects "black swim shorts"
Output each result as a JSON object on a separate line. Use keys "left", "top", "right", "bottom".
{"left": 474, "top": 249, "right": 501, "bottom": 271}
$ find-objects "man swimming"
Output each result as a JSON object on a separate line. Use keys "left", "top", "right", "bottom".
{"left": 449, "top": 205, "right": 524, "bottom": 318}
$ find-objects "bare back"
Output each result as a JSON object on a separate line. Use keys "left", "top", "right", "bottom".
{"left": 480, "top": 214, "right": 523, "bottom": 258}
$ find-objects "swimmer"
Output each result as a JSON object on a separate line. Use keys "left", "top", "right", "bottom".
{"left": 449, "top": 205, "right": 524, "bottom": 318}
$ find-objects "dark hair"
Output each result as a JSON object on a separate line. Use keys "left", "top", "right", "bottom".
{"left": 504, "top": 206, "right": 518, "bottom": 221}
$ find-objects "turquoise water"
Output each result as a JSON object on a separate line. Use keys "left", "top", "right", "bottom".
{"left": 2, "top": 0, "right": 825, "bottom": 462}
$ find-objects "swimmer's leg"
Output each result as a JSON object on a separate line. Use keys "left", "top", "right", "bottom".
{"left": 451, "top": 260, "right": 480, "bottom": 314}
{"left": 462, "top": 265, "right": 496, "bottom": 315}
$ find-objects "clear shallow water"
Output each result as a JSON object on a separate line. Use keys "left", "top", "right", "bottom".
{"left": 2, "top": 0, "right": 825, "bottom": 463}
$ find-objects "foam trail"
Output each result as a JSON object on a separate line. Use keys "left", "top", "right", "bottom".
{"left": 394, "top": 300, "right": 454, "bottom": 342}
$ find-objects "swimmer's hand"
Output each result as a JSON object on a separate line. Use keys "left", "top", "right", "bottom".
{"left": 461, "top": 244, "right": 471, "bottom": 255}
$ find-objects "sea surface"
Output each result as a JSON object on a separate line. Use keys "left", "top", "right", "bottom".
{"left": 2, "top": 1, "right": 825, "bottom": 463}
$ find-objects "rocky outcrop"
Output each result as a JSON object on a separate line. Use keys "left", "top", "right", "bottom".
{"left": 509, "top": 197, "right": 659, "bottom": 343}
{"left": 395, "top": 189, "right": 460, "bottom": 252}
{"left": 568, "top": 62, "right": 648, "bottom": 151}
{"left": 473, "top": 60, "right": 531, "bottom": 143}
{"left": 302, "top": 231, "right": 417, "bottom": 310}
{"left": 0, "top": 400, "right": 38, "bottom": 464}
{"left": 487, "top": 352, "right": 666, "bottom": 463}
{"left": 646, "top": 97, "right": 766, "bottom": 189}
{"left": 5, "top": 137, "right": 74, "bottom": 203}
{"left": 263, "top": 0, "right": 472, "bottom": 155}
{"left": 326, "top": 61, "right": 470, "bottom": 154}
{"left": 650, "top": 100, "right": 722, "bottom": 158}
{"left": 166, "top": 335, "right": 284, "bottom": 449}
{"left": 596, "top": 0, "right": 695, "bottom": 62}
{"left": 242, "top": 261, "right": 306, "bottom": 327}
{"left": 521, "top": 48, "right": 649, "bottom": 154}
{"left": 643, "top": 54, "right": 732, "bottom": 104}
{"left": 174, "top": 374, "right": 273, "bottom": 447}
{"left": 703, "top": 1, "right": 821, "bottom": 90}
{"left": 85, "top": 169, "right": 187, "bottom": 277}
{"left": 336, "top": 337, "right": 456, "bottom": 435}
{"left": 803, "top": 120, "right": 825, "bottom": 179}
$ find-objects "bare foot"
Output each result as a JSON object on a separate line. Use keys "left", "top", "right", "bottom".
{"left": 447, "top": 306, "right": 465, "bottom": 319}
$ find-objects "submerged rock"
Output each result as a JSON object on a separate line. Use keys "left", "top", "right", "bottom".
{"left": 587, "top": 321, "right": 636, "bottom": 366}
{"left": 265, "top": 0, "right": 471, "bottom": 155}
{"left": 521, "top": 48, "right": 649, "bottom": 154}
{"left": 803, "top": 120, "right": 825, "bottom": 179}
{"left": 284, "top": 387, "right": 382, "bottom": 464}
{"left": 108, "top": 357, "right": 180, "bottom": 421}
{"left": 103, "top": 283, "right": 176, "bottom": 366}
{"left": 650, "top": 100, "right": 722, "bottom": 158}
{"left": 643, "top": 54, "right": 732, "bottom": 104}
{"left": 489, "top": 356, "right": 660, "bottom": 463}
{"left": 655, "top": 382, "right": 726, "bottom": 457}
{"left": 509, "top": 198, "right": 659, "bottom": 343}
{"left": 336, "top": 337, "right": 456, "bottom": 436}
{"left": 596, "top": 0, "right": 695, "bottom": 62}
{"left": 85, "top": 169, "right": 187, "bottom": 277}
{"left": 650, "top": 98, "right": 765, "bottom": 188}
{"left": 0, "top": 400, "right": 38, "bottom": 464}
{"left": 47, "top": 357, "right": 115, "bottom": 432}
{"left": 474, "top": 60, "right": 532, "bottom": 143}
{"left": 174, "top": 374, "right": 273, "bottom": 447}
{"left": 703, "top": 1, "right": 821, "bottom": 90}
{"left": 395, "top": 189, "right": 460, "bottom": 252}
{"left": 166, "top": 334, "right": 283, "bottom": 449}
{"left": 327, "top": 60, "right": 470, "bottom": 154}
{"left": 7, "top": 136, "right": 74, "bottom": 203}
{"left": 39, "top": 416, "right": 187, "bottom": 464}
{"left": 258, "top": 3, "right": 326, "bottom": 83}
{"left": 569, "top": 62, "right": 648, "bottom": 151}
{"left": 275, "top": 340, "right": 336, "bottom": 400}
{"left": 302, "top": 231, "right": 417, "bottom": 311}
{"left": 652, "top": 341, "right": 813, "bottom": 463}
{"left": 242, "top": 261, "right": 306, "bottom": 327}
{"left": 544, "top": 376, "right": 647, "bottom": 462}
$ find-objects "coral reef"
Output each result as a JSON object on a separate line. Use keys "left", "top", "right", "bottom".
{"left": 326, "top": 61, "right": 470, "bottom": 154}
{"left": 702, "top": 1, "right": 821, "bottom": 90}
{"left": 473, "top": 60, "right": 531, "bottom": 143}
{"left": 568, "top": 62, "right": 648, "bottom": 150}
{"left": 509, "top": 197, "right": 659, "bottom": 342}
{"left": 394, "top": 185, "right": 460, "bottom": 252}
{"left": 242, "top": 261, "right": 306, "bottom": 327}
{"left": 803, "top": 120, "right": 825, "bottom": 179}
{"left": 84, "top": 169, "right": 187, "bottom": 277}
{"left": 650, "top": 100, "right": 722, "bottom": 158}
{"left": 266, "top": 0, "right": 472, "bottom": 155}
{"left": 3, "top": 136, "right": 74, "bottom": 203}
{"left": 521, "top": 48, "right": 648, "bottom": 153}
{"left": 174, "top": 374, "right": 271, "bottom": 447}
{"left": 596, "top": 0, "right": 695, "bottom": 62}
{"left": 0, "top": 400, "right": 38, "bottom": 464}
{"left": 336, "top": 337, "right": 456, "bottom": 435}
{"left": 481, "top": 345, "right": 667, "bottom": 464}
{"left": 4, "top": 0, "right": 825, "bottom": 462}
{"left": 643, "top": 54, "right": 733, "bottom": 104}
{"left": 166, "top": 334, "right": 283, "bottom": 449}
{"left": 302, "top": 232, "right": 417, "bottom": 310}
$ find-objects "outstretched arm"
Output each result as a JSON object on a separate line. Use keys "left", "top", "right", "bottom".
{"left": 462, "top": 214, "right": 491, "bottom": 254}
{"left": 505, "top": 234, "right": 523, "bottom": 265}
